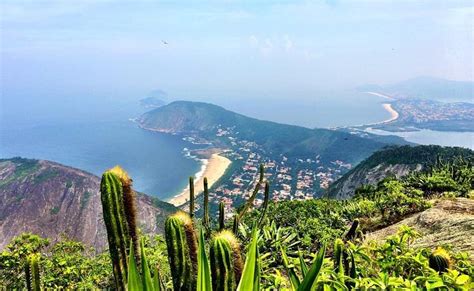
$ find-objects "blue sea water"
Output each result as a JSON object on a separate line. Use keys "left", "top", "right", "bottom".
{"left": 0, "top": 99, "right": 202, "bottom": 200}
{"left": 1, "top": 92, "right": 472, "bottom": 200}
{"left": 0, "top": 120, "right": 202, "bottom": 199}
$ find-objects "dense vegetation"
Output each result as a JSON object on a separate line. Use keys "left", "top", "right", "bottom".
{"left": 328, "top": 145, "right": 474, "bottom": 198}
{"left": 1, "top": 153, "right": 473, "bottom": 290}
{"left": 139, "top": 101, "right": 405, "bottom": 162}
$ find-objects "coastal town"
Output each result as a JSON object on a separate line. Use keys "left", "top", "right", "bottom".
{"left": 357, "top": 97, "right": 474, "bottom": 132}
{"left": 186, "top": 125, "right": 353, "bottom": 219}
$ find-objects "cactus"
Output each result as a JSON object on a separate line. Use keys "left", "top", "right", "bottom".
{"left": 100, "top": 166, "right": 131, "bottom": 289}
{"left": 218, "top": 201, "right": 225, "bottom": 231}
{"left": 189, "top": 176, "right": 195, "bottom": 219}
{"left": 165, "top": 211, "right": 198, "bottom": 290}
{"left": 210, "top": 230, "right": 244, "bottom": 290}
{"left": 429, "top": 247, "right": 451, "bottom": 273}
{"left": 258, "top": 181, "right": 270, "bottom": 227}
{"left": 345, "top": 219, "right": 359, "bottom": 241}
{"left": 203, "top": 177, "right": 210, "bottom": 230}
{"left": 121, "top": 169, "right": 139, "bottom": 267}
{"left": 25, "top": 253, "right": 41, "bottom": 291}
{"left": 232, "top": 215, "right": 239, "bottom": 235}
{"left": 237, "top": 164, "right": 265, "bottom": 223}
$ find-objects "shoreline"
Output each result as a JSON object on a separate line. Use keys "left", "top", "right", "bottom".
{"left": 380, "top": 103, "right": 399, "bottom": 124}
{"left": 168, "top": 151, "right": 232, "bottom": 207}
{"left": 361, "top": 92, "right": 400, "bottom": 126}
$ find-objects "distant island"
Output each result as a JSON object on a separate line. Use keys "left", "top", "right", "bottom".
{"left": 139, "top": 96, "right": 167, "bottom": 109}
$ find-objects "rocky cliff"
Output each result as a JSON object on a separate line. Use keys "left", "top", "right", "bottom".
{"left": 328, "top": 145, "right": 474, "bottom": 199}
{"left": 0, "top": 158, "right": 176, "bottom": 252}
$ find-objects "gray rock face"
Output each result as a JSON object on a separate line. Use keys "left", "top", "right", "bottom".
{"left": 366, "top": 198, "right": 474, "bottom": 257}
{"left": 329, "top": 163, "right": 423, "bottom": 199}
{"left": 0, "top": 158, "right": 176, "bottom": 252}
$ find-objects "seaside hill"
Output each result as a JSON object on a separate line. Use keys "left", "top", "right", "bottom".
{"left": 0, "top": 157, "right": 177, "bottom": 252}
{"left": 138, "top": 101, "right": 408, "bottom": 164}
{"left": 327, "top": 145, "right": 474, "bottom": 199}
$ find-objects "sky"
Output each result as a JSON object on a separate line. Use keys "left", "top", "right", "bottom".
{"left": 1, "top": 0, "right": 473, "bottom": 104}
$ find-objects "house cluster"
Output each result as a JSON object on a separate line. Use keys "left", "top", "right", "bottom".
{"left": 206, "top": 125, "right": 353, "bottom": 213}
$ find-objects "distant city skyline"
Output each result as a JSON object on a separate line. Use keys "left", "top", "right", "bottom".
{"left": 1, "top": 0, "right": 473, "bottom": 103}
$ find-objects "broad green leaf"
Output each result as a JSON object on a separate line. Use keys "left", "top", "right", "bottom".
{"left": 237, "top": 227, "right": 260, "bottom": 291}
{"left": 281, "top": 245, "right": 300, "bottom": 290}
{"left": 140, "top": 239, "right": 154, "bottom": 290}
{"left": 197, "top": 228, "right": 212, "bottom": 291}
{"left": 298, "top": 249, "right": 308, "bottom": 277}
{"left": 298, "top": 244, "right": 326, "bottom": 291}
{"left": 127, "top": 242, "right": 142, "bottom": 291}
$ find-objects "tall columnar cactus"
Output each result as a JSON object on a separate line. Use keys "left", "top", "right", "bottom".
{"left": 203, "top": 177, "right": 210, "bottom": 230}
{"left": 100, "top": 166, "right": 134, "bottom": 289}
{"left": 189, "top": 176, "right": 195, "bottom": 219}
{"left": 258, "top": 181, "right": 270, "bottom": 227}
{"left": 232, "top": 215, "right": 239, "bottom": 235}
{"left": 165, "top": 211, "right": 198, "bottom": 291}
{"left": 120, "top": 168, "right": 139, "bottom": 267}
{"left": 237, "top": 164, "right": 265, "bottom": 222}
{"left": 345, "top": 219, "right": 359, "bottom": 241}
{"left": 210, "top": 230, "right": 244, "bottom": 290}
{"left": 429, "top": 247, "right": 451, "bottom": 273}
{"left": 218, "top": 201, "right": 225, "bottom": 231}
{"left": 25, "top": 254, "right": 41, "bottom": 291}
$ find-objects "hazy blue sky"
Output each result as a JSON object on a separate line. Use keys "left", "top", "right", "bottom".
{"left": 1, "top": 0, "right": 473, "bottom": 103}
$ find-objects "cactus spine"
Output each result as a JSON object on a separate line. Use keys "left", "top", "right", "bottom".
{"left": 203, "top": 177, "right": 210, "bottom": 230}
{"left": 100, "top": 166, "right": 131, "bottom": 289}
{"left": 429, "top": 247, "right": 451, "bottom": 273}
{"left": 121, "top": 170, "right": 139, "bottom": 267}
{"left": 210, "top": 230, "right": 244, "bottom": 290}
{"left": 189, "top": 176, "right": 195, "bottom": 219}
{"left": 165, "top": 211, "right": 198, "bottom": 290}
{"left": 218, "top": 201, "right": 225, "bottom": 231}
{"left": 25, "top": 254, "right": 41, "bottom": 291}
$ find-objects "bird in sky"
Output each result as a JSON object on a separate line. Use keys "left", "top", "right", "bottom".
{"left": 162, "top": 40, "right": 168, "bottom": 45}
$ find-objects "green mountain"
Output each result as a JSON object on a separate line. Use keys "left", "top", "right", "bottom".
{"left": 327, "top": 145, "right": 474, "bottom": 199}
{"left": 138, "top": 101, "right": 407, "bottom": 164}
{"left": 0, "top": 157, "right": 177, "bottom": 252}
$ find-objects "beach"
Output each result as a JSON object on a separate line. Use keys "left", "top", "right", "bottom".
{"left": 381, "top": 103, "right": 399, "bottom": 123}
{"left": 168, "top": 151, "right": 232, "bottom": 206}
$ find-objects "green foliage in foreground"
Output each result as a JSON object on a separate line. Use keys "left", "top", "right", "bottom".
{"left": 247, "top": 156, "right": 474, "bottom": 251}
{"left": 1, "top": 159, "right": 473, "bottom": 290}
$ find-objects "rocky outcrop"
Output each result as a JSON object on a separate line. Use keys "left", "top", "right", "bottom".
{"left": 327, "top": 145, "right": 474, "bottom": 199}
{"left": 329, "top": 163, "right": 422, "bottom": 199}
{"left": 366, "top": 198, "right": 474, "bottom": 258}
{"left": 0, "top": 158, "right": 176, "bottom": 252}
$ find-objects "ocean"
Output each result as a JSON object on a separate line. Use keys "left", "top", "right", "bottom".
{"left": 1, "top": 92, "right": 472, "bottom": 200}
{"left": 0, "top": 99, "right": 203, "bottom": 200}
